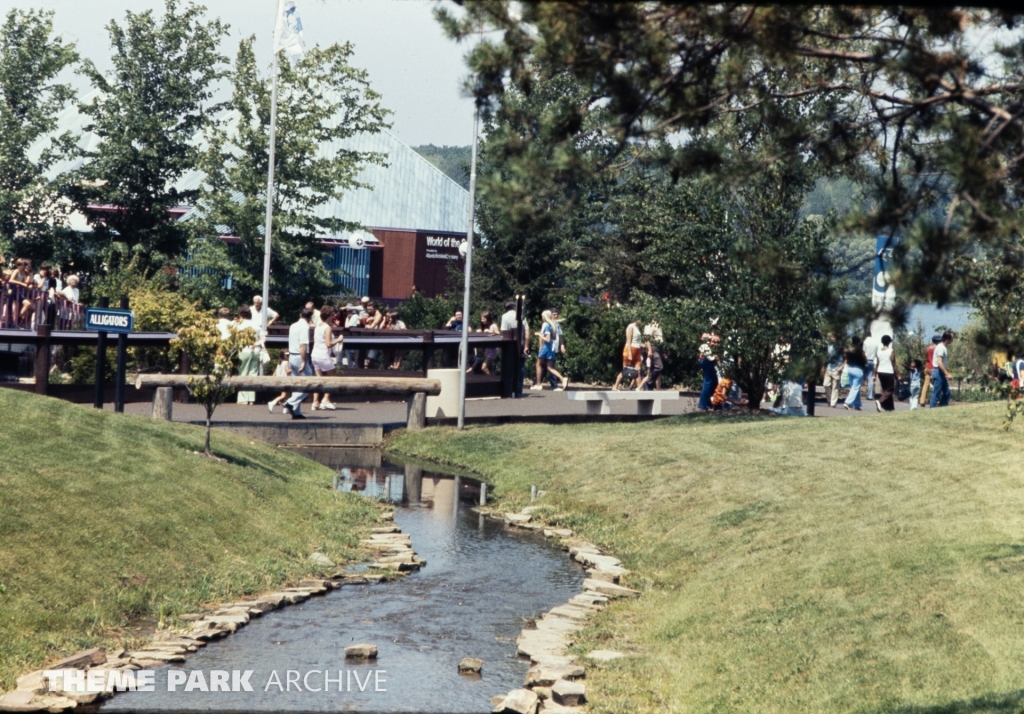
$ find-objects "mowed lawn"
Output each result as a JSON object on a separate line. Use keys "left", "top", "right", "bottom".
{"left": 389, "top": 404, "right": 1024, "bottom": 713}
{"left": 0, "top": 389, "right": 380, "bottom": 690}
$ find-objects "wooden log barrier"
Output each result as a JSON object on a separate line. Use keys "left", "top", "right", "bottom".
{"left": 134, "top": 375, "right": 441, "bottom": 431}
{"left": 134, "top": 375, "right": 441, "bottom": 396}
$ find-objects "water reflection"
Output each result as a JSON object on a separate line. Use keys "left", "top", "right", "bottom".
{"left": 102, "top": 456, "right": 583, "bottom": 713}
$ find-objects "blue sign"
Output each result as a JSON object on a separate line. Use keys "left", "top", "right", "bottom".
{"left": 85, "top": 308, "right": 135, "bottom": 334}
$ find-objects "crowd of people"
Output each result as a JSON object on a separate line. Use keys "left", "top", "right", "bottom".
{"left": 0, "top": 255, "right": 81, "bottom": 327}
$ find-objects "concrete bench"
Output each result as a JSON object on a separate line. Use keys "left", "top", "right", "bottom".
{"left": 135, "top": 375, "right": 441, "bottom": 430}
{"left": 567, "top": 390, "right": 680, "bottom": 415}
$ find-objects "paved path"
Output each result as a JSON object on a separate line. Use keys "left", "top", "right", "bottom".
{"left": 110, "top": 387, "right": 929, "bottom": 426}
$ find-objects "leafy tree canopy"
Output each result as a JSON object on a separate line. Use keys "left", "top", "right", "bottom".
{"left": 0, "top": 8, "right": 77, "bottom": 258}
{"left": 70, "top": 0, "right": 229, "bottom": 275}
{"left": 440, "top": 4, "right": 1024, "bottom": 332}
{"left": 181, "top": 38, "right": 390, "bottom": 314}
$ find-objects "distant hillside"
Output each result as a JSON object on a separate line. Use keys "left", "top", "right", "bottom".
{"left": 413, "top": 144, "right": 471, "bottom": 190}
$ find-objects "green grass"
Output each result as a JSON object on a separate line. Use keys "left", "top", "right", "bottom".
{"left": 388, "top": 404, "right": 1024, "bottom": 714}
{"left": 0, "top": 389, "right": 380, "bottom": 689}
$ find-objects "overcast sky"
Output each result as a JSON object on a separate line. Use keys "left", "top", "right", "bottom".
{"left": 2, "top": 0, "right": 476, "bottom": 147}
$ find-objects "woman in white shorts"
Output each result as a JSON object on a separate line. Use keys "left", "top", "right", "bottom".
{"left": 311, "top": 304, "right": 341, "bottom": 410}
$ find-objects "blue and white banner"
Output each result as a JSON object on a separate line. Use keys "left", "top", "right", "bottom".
{"left": 274, "top": 0, "right": 304, "bottom": 64}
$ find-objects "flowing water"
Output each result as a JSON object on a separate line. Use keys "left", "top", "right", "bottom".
{"left": 102, "top": 455, "right": 584, "bottom": 713}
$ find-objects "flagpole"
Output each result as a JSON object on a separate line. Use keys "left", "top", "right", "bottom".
{"left": 261, "top": 18, "right": 280, "bottom": 338}
{"left": 457, "top": 99, "right": 480, "bottom": 430}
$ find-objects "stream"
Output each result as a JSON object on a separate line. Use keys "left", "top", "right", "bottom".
{"left": 101, "top": 450, "right": 584, "bottom": 713}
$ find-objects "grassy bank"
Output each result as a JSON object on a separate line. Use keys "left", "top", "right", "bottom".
{"left": 0, "top": 389, "right": 379, "bottom": 689}
{"left": 388, "top": 404, "right": 1024, "bottom": 713}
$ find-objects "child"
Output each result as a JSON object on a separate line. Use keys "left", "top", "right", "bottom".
{"left": 908, "top": 359, "right": 923, "bottom": 410}
{"left": 267, "top": 350, "right": 292, "bottom": 413}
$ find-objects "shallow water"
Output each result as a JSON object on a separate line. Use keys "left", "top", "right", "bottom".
{"left": 102, "top": 459, "right": 584, "bottom": 713}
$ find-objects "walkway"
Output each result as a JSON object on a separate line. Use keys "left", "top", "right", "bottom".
{"left": 112, "top": 388, "right": 925, "bottom": 427}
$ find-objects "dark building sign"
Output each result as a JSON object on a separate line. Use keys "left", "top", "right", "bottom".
{"left": 424, "top": 235, "right": 462, "bottom": 261}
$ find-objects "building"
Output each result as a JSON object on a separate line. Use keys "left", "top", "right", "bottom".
{"left": 38, "top": 92, "right": 471, "bottom": 299}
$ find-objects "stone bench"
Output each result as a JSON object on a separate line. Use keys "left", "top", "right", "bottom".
{"left": 567, "top": 390, "right": 680, "bottom": 415}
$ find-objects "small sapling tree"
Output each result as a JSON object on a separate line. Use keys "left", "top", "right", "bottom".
{"left": 170, "top": 316, "right": 257, "bottom": 456}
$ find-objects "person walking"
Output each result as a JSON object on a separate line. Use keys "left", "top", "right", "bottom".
{"left": 639, "top": 324, "right": 664, "bottom": 391}
{"left": 533, "top": 310, "right": 569, "bottom": 391}
{"left": 823, "top": 336, "right": 846, "bottom": 407}
{"left": 929, "top": 331, "right": 955, "bottom": 408}
{"left": 862, "top": 330, "right": 879, "bottom": 401}
{"left": 310, "top": 304, "right": 340, "bottom": 410}
{"left": 267, "top": 350, "right": 292, "bottom": 413}
{"left": 874, "top": 334, "right": 899, "bottom": 412}
{"left": 920, "top": 335, "right": 940, "bottom": 406}
{"left": 282, "top": 307, "right": 315, "bottom": 419}
{"left": 908, "top": 359, "right": 923, "bottom": 410}
{"left": 235, "top": 306, "right": 260, "bottom": 405}
{"left": 612, "top": 318, "right": 643, "bottom": 391}
{"left": 544, "top": 307, "right": 567, "bottom": 388}
{"left": 843, "top": 336, "right": 868, "bottom": 410}
{"left": 697, "top": 343, "right": 719, "bottom": 411}
{"left": 500, "top": 301, "right": 530, "bottom": 392}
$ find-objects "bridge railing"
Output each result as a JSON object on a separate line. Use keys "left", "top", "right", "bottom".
{"left": 0, "top": 285, "right": 84, "bottom": 330}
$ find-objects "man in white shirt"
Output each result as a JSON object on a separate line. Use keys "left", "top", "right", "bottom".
{"left": 282, "top": 307, "right": 314, "bottom": 419}
{"left": 861, "top": 330, "right": 879, "bottom": 400}
{"left": 500, "top": 301, "right": 530, "bottom": 392}
{"left": 251, "top": 295, "right": 279, "bottom": 331}
{"left": 929, "top": 331, "right": 955, "bottom": 408}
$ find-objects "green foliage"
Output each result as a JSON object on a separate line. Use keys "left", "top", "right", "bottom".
{"left": 0, "top": 8, "right": 77, "bottom": 258}
{"left": 399, "top": 291, "right": 464, "bottom": 330}
{"left": 473, "top": 73, "right": 613, "bottom": 311}
{"left": 556, "top": 302, "right": 635, "bottom": 386}
{"left": 440, "top": 5, "right": 1024, "bottom": 356}
{"left": 170, "top": 313, "right": 257, "bottom": 455}
{"left": 182, "top": 38, "right": 390, "bottom": 313}
{"left": 69, "top": 0, "right": 228, "bottom": 275}
{"left": 412, "top": 144, "right": 471, "bottom": 189}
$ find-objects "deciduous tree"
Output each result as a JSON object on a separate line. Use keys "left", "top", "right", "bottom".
{"left": 182, "top": 38, "right": 390, "bottom": 311}
{"left": 0, "top": 9, "right": 77, "bottom": 258}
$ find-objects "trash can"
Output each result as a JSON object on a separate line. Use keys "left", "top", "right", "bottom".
{"left": 426, "top": 368, "right": 461, "bottom": 417}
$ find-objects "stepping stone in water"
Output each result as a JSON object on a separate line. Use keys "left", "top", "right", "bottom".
{"left": 344, "top": 644, "right": 378, "bottom": 659}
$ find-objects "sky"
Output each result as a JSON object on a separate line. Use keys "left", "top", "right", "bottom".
{"left": 3, "top": 0, "right": 476, "bottom": 147}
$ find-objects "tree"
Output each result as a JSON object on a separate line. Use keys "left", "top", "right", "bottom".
{"left": 439, "top": 5, "right": 1024, "bottom": 327}
{"left": 69, "top": 0, "right": 228, "bottom": 275}
{"left": 170, "top": 317, "right": 257, "bottom": 457}
{"left": 473, "top": 72, "right": 614, "bottom": 311}
{"left": 181, "top": 37, "right": 390, "bottom": 312}
{"left": 412, "top": 145, "right": 471, "bottom": 189}
{"left": 0, "top": 9, "right": 77, "bottom": 258}
{"left": 601, "top": 156, "right": 838, "bottom": 406}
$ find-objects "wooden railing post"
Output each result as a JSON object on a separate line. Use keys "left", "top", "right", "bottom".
{"left": 406, "top": 392, "right": 426, "bottom": 430}
{"left": 34, "top": 324, "right": 51, "bottom": 396}
{"left": 152, "top": 387, "right": 173, "bottom": 420}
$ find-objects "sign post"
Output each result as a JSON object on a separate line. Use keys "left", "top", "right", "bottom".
{"left": 115, "top": 297, "right": 130, "bottom": 412}
{"left": 92, "top": 297, "right": 109, "bottom": 409}
{"left": 85, "top": 300, "right": 135, "bottom": 411}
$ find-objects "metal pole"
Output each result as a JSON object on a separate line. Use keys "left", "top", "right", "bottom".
{"left": 261, "top": 32, "right": 281, "bottom": 340}
{"left": 114, "top": 296, "right": 128, "bottom": 413}
{"left": 457, "top": 100, "right": 481, "bottom": 430}
{"left": 94, "top": 297, "right": 109, "bottom": 408}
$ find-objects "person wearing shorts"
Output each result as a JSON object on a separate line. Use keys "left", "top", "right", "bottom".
{"left": 612, "top": 319, "right": 643, "bottom": 390}
{"left": 310, "top": 304, "right": 340, "bottom": 410}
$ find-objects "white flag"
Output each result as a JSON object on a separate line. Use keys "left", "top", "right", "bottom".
{"left": 273, "top": 0, "right": 304, "bottom": 64}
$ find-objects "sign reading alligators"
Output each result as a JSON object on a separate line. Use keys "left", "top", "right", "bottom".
{"left": 85, "top": 307, "right": 135, "bottom": 334}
